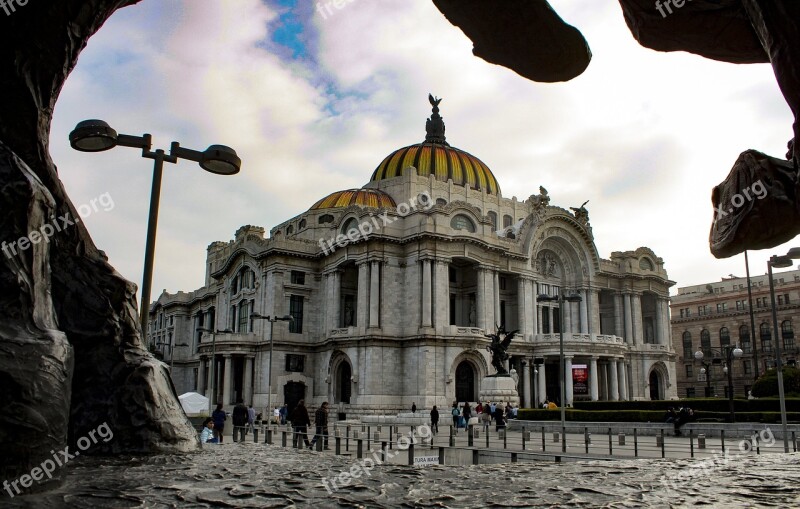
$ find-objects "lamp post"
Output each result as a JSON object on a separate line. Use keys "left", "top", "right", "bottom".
{"left": 251, "top": 313, "right": 293, "bottom": 425}
{"left": 766, "top": 248, "right": 800, "bottom": 452}
{"left": 155, "top": 341, "right": 190, "bottom": 372}
{"left": 694, "top": 345, "right": 743, "bottom": 422}
{"left": 537, "top": 291, "right": 582, "bottom": 453}
{"left": 198, "top": 328, "right": 232, "bottom": 415}
{"left": 69, "top": 120, "right": 241, "bottom": 347}
{"left": 744, "top": 251, "right": 760, "bottom": 378}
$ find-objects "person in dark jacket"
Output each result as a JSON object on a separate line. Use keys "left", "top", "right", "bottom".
{"left": 309, "top": 401, "right": 329, "bottom": 449}
{"left": 430, "top": 406, "right": 439, "bottom": 435}
{"left": 232, "top": 400, "right": 248, "bottom": 442}
{"left": 494, "top": 402, "right": 506, "bottom": 431}
{"left": 290, "top": 399, "right": 312, "bottom": 448}
{"left": 212, "top": 403, "right": 227, "bottom": 443}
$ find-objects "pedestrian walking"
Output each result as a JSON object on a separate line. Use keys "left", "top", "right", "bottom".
{"left": 411, "top": 402, "right": 417, "bottom": 413}
{"left": 232, "top": 399, "right": 248, "bottom": 442}
{"left": 451, "top": 402, "right": 460, "bottom": 433}
{"left": 494, "top": 402, "right": 506, "bottom": 431}
{"left": 212, "top": 403, "right": 227, "bottom": 443}
{"left": 290, "top": 399, "right": 312, "bottom": 448}
{"left": 246, "top": 404, "right": 256, "bottom": 435}
{"left": 309, "top": 401, "right": 330, "bottom": 450}
{"left": 430, "top": 405, "right": 440, "bottom": 434}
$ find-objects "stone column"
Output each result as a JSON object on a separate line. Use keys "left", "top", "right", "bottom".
{"left": 591, "top": 289, "right": 601, "bottom": 335}
{"left": 369, "top": 260, "right": 380, "bottom": 328}
{"left": 632, "top": 294, "right": 644, "bottom": 346}
{"left": 223, "top": 355, "right": 233, "bottom": 405}
{"left": 548, "top": 307, "right": 554, "bottom": 334}
{"left": 332, "top": 270, "right": 341, "bottom": 329}
{"left": 563, "top": 300, "right": 572, "bottom": 332}
{"left": 661, "top": 299, "right": 671, "bottom": 346}
{"left": 589, "top": 357, "right": 599, "bottom": 401}
{"left": 580, "top": 289, "right": 589, "bottom": 334}
{"left": 357, "top": 262, "right": 369, "bottom": 328}
{"left": 244, "top": 356, "right": 254, "bottom": 404}
{"left": 522, "top": 361, "right": 531, "bottom": 407}
{"left": 655, "top": 297, "right": 663, "bottom": 345}
{"left": 623, "top": 293, "right": 634, "bottom": 345}
{"left": 614, "top": 293, "right": 624, "bottom": 337}
{"left": 609, "top": 359, "right": 619, "bottom": 401}
{"left": 422, "top": 259, "right": 432, "bottom": 327}
{"left": 528, "top": 280, "right": 538, "bottom": 338}
{"left": 517, "top": 278, "right": 527, "bottom": 338}
{"left": 598, "top": 363, "right": 607, "bottom": 400}
{"left": 564, "top": 356, "right": 574, "bottom": 406}
{"left": 476, "top": 267, "right": 485, "bottom": 330}
{"left": 493, "top": 270, "right": 501, "bottom": 327}
{"left": 617, "top": 360, "right": 628, "bottom": 400}
{"left": 434, "top": 260, "right": 450, "bottom": 334}
{"left": 538, "top": 362, "right": 547, "bottom": 403}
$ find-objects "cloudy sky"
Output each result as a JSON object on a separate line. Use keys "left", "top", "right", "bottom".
{"left": 50, "top": 0, "right": 798, "bottom": 304}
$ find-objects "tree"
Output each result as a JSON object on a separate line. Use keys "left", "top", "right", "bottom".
{"left": 751, "top": 367, "right": 800, "bottom": 397}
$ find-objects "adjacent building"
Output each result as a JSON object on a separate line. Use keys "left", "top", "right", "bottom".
{"left": 150, "top": 97, "right": 678, "bottom": 418}
{"left": 670, "top": 268, "right": 800, "bottom": 399}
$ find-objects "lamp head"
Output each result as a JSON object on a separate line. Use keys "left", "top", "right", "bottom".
{"left": 281, "top": 315, "right": 293, "bottom": 322}
{"left": 733, "top": 346, "right": 743, "bottom": 358}
{"left": 700, "top": 367, "right": 706, "bottom": 375}
{"left": 694, "top": 350, "right": 704, "bottom": 361}
{"left": 69, "top": 119, "right": 118, "bottom": 152}
{"left": 770, "top": 255, "right": 793, "bottom": 268}
{"left": 201, "top": 145, "right": 241, "bottom": 175}
{"left": 723, "top": 365, "right": 728, "bottom": 374}
{"left": 786, "top": 247, "right": 800, "bottom": 259}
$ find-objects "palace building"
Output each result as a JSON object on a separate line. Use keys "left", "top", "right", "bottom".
{"left": 149, "top": 97, "right": 678, "bottom": 417}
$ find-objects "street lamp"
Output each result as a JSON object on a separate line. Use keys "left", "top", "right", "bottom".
{"left": 694, "top": 345, "right": 742, "bottom": 422}
{"left": 197, "top": 327, "right": 233, "bottom": 415}
{"left": 69, "top": 120, "right": 241, "bottom": 347}
{"left": 537, "top": 291, "right": 582, "bottom": 452}
{"left": 155, "top": 341, "right": 190, "bottom": 372}
{"left": 767, "top": 248, "right": 800, "bottom": 452}
{"left": 250, "top": 313, "right": 293, "bottom": 426}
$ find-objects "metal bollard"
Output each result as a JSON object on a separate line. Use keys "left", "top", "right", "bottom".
{"left": 282, "top": 431, "right": 287, "bottom": 448}
{"left": 381, "top": 441, "right": 388, "bottom": 462}
{"left": 408, "top": 442, "right": 415, "bottom": 465}
{"left": 438, "top": 446, "right": 445, "bottom": 465}
{"left": 253, "top": 429, "right": 259, "bottom": 443}
{"left": 511, "top": 452, "right": 518, "bottom": 463}
{"left": 449, "top": 426, "right": 455, "bottom": 447}
{"left": 316, "top": 436, "right": 323, "bottom": 451}
{"left": 618, "top": 432, "right": 626, "bottom": 446}
{"left": 468, "top": 425, "right": 474, "bottom": 446}
{"left": 389, "top": 426, "right": 393, "bottom": 450}
{"left": 698, "top": 433, "right": 706, "bottom": 449}
{"left": 335, "top": 436, "right": 341, "bottom": 455}
{"left": 357, "top": 439, "right": 363, "bottom": 459}
{"left": 472, "top": 449, "right": 480, "bottom": 465}
{"left": 266, "top": 429, "right": 273, "bottom": 445}
{"left": 585, "top": 431, "right": 591, "bottom": 454}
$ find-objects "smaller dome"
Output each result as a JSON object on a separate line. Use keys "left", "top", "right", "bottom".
{"left": 310, "top": 188, "right": 397, "bottom": 210}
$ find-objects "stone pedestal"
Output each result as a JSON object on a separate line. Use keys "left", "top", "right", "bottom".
{"left": 479, "top": 376, "right": 519, "bottom": 407}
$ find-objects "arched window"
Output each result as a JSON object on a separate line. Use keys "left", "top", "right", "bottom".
{"left": 682, "top": 331, "right": 693, "bottom": 358}
{"left": 341, "top": 217, "right": 359, "bottom": 235}
{"left": 760, "top": 323, "right": 773, "bottom": 353}
{"left": 739, "top": 325, "right": 751, "bottom": 353}
{"left": 719, "top": 327, "right": 730, "bottom": 347}
{"left": 487, "top": 211, "right": 498, "bottom": 231}
{"left": 286, "top": 225, "right": 294, "bottom": 235}
{"left": 503, "top": 214, "right": 513, "bottom": 228}
{"left": 700, "top": 329, "right": 711, "bottom": 354}
{"left": 299, "top": 219, "right": 307, "bottom": 229}
{"left": 639, "top": 258, "right": 654, "bottom": 270}
{"left": 436, "top": 198, "right": 447, "bottom": 206}
{"left": 237, "top": 267, "right": 255, "bottom": 290}
{"left": 450, "top": 214, "right": 476, "bottom": 233}
{"left": 319, "top": 214, "right": 334, "bottom": 224}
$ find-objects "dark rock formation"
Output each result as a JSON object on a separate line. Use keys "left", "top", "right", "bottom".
{"left": 0, "top": 0, "right": 198, "bottom": 495}
{"left": 432, "top": 0, "right": 800, "bottom": 256}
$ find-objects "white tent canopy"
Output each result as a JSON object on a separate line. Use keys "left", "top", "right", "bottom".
{"left": 179, "top": 392, "right": 209, "bottom": 415}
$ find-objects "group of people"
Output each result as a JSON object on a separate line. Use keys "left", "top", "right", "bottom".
{"left": 664, "top": 406, "right": 695, "bottom": 436}
{"left": 286, "top": 399, "right": 330, "bottom": 449}
{"left": 200, "top": 400, "right": 323, "bottom": 446}
{"left": 428, "top": 401, "right": 516, "bottom": 434}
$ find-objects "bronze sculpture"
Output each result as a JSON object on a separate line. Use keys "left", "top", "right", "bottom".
{"left": 485, "top": 326, "right": 518, "bottom": 376}
{"left": 433, "top": 0, "right": 800, "bottom": 258}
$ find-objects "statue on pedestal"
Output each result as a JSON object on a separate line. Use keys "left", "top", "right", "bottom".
{"left": 485, "top": 326, "right": 518, "bottom": 376}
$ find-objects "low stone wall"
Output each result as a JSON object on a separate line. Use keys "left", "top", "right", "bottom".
{"left": 509, "top": 420, "right": 800, "bottom": 439}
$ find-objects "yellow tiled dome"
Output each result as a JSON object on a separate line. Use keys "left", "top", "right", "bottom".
{"left": 310, "top": 188, "right": 397, "bottom": 210}
{"left": 370, "top": 95, "right": 500, "bottom": 195}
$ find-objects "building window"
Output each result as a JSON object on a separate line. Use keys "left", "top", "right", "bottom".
{"left": 319, "top": 214, "right": 334, "bottom": 224}
{"left": 698, "top": 305, "right": 710, "bottom": 316}
{"left": 719, "top": 327, "right": 731, "bottom": 348}
{"left": 450, "top": 214, "right": 476, "bottom": 232}
{"left": 743, "top": 360, "right": 751, "bottom": 375}
{"left": 784, "top": 293, "right": 790, "bottom": 304}
{"left": 740, "top": 325, "right": 751, "bottom": 353}
{"left": 238, "top": 300, "right": 250, "bottom": 333}
{"left": 700, "top": 329, "right": 711, "bottom": 354}
{"left": 488, "top": 211, "right": 498, "bottom": 231}
{"left": 299, "top": 219, "right": 306, "bottom": 229}
{"left": 503, "top": 214, "right": 513, "bottom": 228}
{"left": 760, "top": 323, "right": 772, "bottom": 353}
{"left": 291, "top": 270, "right": 306, "bottom": 285}
{"left": 499, "top": 277, "right": 507, "bottom": 291}
{"left": 539, "top": 283, "right": 550, "bottom": 296}
{"left": 782, "top": 320, "right": 795, "bottom": 350}
{"left": 229, "top": 305, "right": 237, "bottom": 331}
{"left": 289, "top": 295, "right": 304, "bottom": 333}
{"left": 639, "top": 258, "right": 654, "bottom": 270}
{"left": 716, "top": 302, "right": 728, "bottom": 313}
{"left": 685, "top": 364, "right": 693, "bottom": 377}
{"left": 285, "top": 354, "right": 305, "bottom": 373}
{"left": 682, "top": 331, "right": 693, "bottom": 358}
{"left": 286, "top": 225, "right": 294, "bottom": 235}
{"left": 341, "top": 217, "right": 359, "bottom": 235}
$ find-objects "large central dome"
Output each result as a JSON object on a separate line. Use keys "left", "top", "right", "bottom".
{"left": 369, "top": 96, "right": 500, "bottom": 195}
